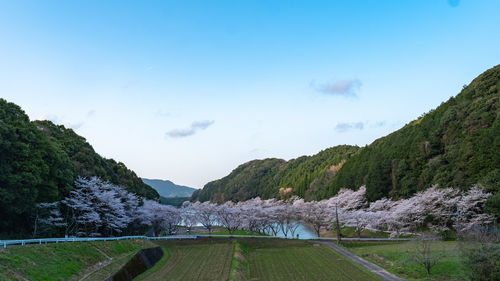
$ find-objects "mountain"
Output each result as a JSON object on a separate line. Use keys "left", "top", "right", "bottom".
{"left": 191, "top": 65, "right": 500, "bottom": 214}
{"left": 191, "top": 145, "right": 360, "bottom": 203}
{"left": 0, "top": 99, "right": 158, "bottom": 237}
{"left": 142, "top": 178, "right": 196, "bottom": 198}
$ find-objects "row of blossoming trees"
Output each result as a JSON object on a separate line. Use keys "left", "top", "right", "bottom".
{"left": 34, "top": 176, "right": 494, "bottom": 238}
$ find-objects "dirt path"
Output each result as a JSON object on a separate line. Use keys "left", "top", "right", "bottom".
{"left": 314, "top": 241, "right": 406, "bottom": 281}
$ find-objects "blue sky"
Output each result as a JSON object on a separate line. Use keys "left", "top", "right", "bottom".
{"left": 1, "top": 0, "right": 499, "bottom": 188}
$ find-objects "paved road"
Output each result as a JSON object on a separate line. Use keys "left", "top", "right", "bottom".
{"left": 314, "top": 241, "right": 406, "bottom": 281}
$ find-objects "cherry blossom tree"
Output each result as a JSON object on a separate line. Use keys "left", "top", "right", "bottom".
{"left": 275, "top": 201, "right": 300, "bottom": 238}
{"left": 138, "top": 200, "right": 167, "bottom": 236}
{"left": 293, "top": 199, "right": 330, "bottom": 237}
{"left": 194, "top": 201, "right": 218, "bottom": 234}
{"left": 33, "top": 202, "right": 65, "bottom": 238}
{"left": 216, "top": 201, "right": 242, "bottom": 234}
{"left": 344, "top": 209, "right": 373, "bottom": 238}
{"left": 456, "top": 185, "right": 494, "bottom": 231}
{"left": 61, "top": 177, "right": 103, "bottom": 236}
{"left": 181, "top": 202, "right": 199, "bottom": 234}
{"left": 162, "top": 205, "right": 182, "bottom": 235}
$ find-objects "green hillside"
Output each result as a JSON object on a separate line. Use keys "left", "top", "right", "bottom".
{"left": 192, "top": 65, "right": 500, "bottom": 213}
{"left": 34, "top": 120, "right": 158, "bottom": 200}
{"left": 0, "top": 99, "right": 158, "bottom": 238}
{"left": 191, "top": 145, "right": 359, "bottom": 203}
{"left": 328, "top": 64, "right": 500, "bottom": 206}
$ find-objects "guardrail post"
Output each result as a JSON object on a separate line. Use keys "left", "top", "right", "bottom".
{"left": 3, "top": 242, "right": 6, "bottom": 248}
{"left": 39, "top": 239, "right": 42, "bottom": 245}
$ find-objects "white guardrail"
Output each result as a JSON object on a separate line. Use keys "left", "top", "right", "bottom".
{"left": 0, "top": 235, "right": 411, "bottom": 248}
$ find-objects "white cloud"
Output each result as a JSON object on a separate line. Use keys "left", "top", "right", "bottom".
{"left": 313, "top": 79, "right": 362, "bottom": 97}
{"left": 165, "top": 120, "right": 215, "bottom": 139}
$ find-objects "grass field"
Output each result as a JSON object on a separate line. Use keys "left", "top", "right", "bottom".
{"left": 139, "top": 240, "right": 234, "bottom": 281}
{"left": 343, "top": 241, "right": 467, "bottom": 281}
{"left": 0, "top": 239, "right": 154, "bottom": 281}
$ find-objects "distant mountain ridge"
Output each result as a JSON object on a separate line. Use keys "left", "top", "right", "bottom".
{"left": 191, "top": 65, "right": 500, "bottom": 216}
{"left": 142, "top": 178, "right": 196, "bottom": 198}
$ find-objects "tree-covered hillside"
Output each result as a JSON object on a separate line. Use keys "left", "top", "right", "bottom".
{"left": 192, "top": 65, "right": 500, "bottom": 214}
{"left": 0, "top": 99, "right": 158, "bottom": 238}
{"left": 328, "top": 64, "right": 500, "bottom": 209}
{"left": 191, "top": 145, "right": 359, "bottom": 203}
{"left": 34, "top": 120, "right": 158, "bottom": 199}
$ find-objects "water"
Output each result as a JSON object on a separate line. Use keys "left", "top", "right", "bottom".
{"left": 274, "top": 223, "right": 317, "bottom": 240}
{"left": 186, "top": 222, "right": 318, "bottom": 239}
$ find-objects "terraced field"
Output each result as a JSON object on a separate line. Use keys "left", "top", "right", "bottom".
{"left": 243, "top": 240, "right": 379, "bottom": 281}
{"left": 139, "top": 240, "right": 234, "bottom": 281}
{"left": 137, "top": 239, "right": 379, "bottom": 281}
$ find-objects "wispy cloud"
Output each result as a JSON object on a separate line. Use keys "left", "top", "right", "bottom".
{"left": 312, "top": 79, "right": 362, "bottom": 97}
{"left": 155, "top": 109, "right": 171, "bottom": 118}
{"left": 335, "top": 122, "right": 364, "bottom": 133}
{"left": 335, "top": 120, "right": 388, "bottom": 133}
{"left": 165, "top": 120, "right": 215, "bottom": 139}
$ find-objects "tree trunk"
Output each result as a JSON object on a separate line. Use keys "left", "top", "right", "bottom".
{"left": 335, "top": 204, "right": 341, "bottom": 244}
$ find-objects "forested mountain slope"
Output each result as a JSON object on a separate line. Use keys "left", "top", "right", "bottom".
{"left": 192, "top": 65, "right": 500, "bottom": 213}
{"left": 34, "top": 120, "right": 158, "bottom": 199}
{"left": 328, "top": 64, "right": 500, "bottom": 206}
{"left": 191, "top": 145, "right": 359, "bottom": 203}
{"left": 0, "top": 99, "right": 158, "bottom": 237}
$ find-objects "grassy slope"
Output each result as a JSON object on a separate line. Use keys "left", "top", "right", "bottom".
{"left": 343, "top": 241, "right": 467, "bottom": 281}
{"left": 0, "top": 239, "right": 154, "bottom": 281}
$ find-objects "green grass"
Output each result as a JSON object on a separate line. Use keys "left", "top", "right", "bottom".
{"left": 140, "top": 240, "right": 234, "bottom": 281}
{"left": 343, "top": 241, "right": 468, "bottom": 281}
{"left": 240, "top": 239, "right": 379, "bottom": 281}
{"left": 0, "top": 239, "right": 154, "bottom": 281}
{"left": 229, "top": 241, "right": 250, "bottom": 281}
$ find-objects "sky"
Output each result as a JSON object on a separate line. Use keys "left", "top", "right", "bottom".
{"left": 1, "top": 0, "right": 499, "bottom": 188}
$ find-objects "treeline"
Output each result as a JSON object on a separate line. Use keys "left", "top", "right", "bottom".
{"left": 192, "top": 65, "right": 500, "bottom": 216}
{"left": 0, "top": 99, "right": 158, "bottom": 238}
